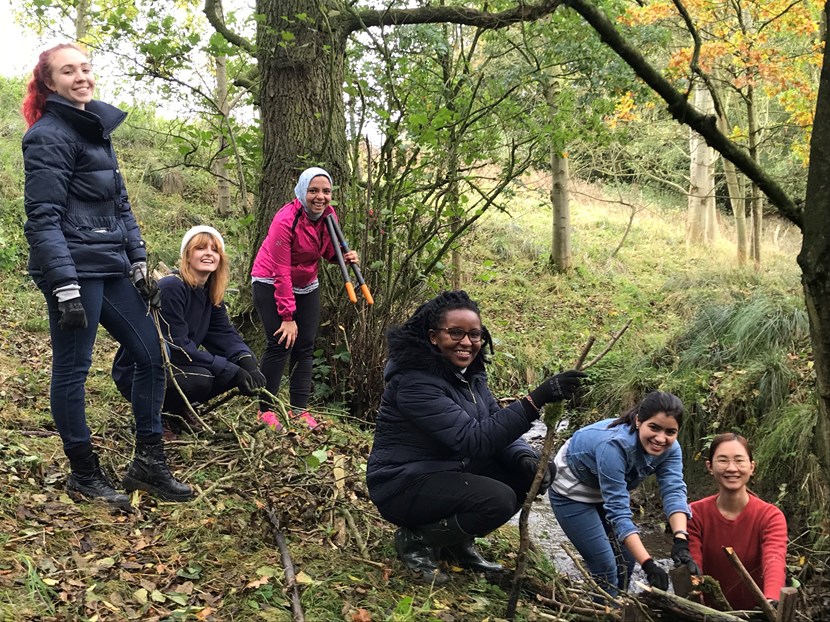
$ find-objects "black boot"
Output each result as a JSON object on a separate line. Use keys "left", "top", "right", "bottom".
{"left": 418, "top": 516, "right": 503, "bottom": 573}
{"left": 443, "top": 538, "right": 504, "bottom": 573}
{"left": 122, "top": 440, "right": 194, "bottom": 502}
{"left": 394, "top": 527, "right": 450, "bottom": 584}
{"left": 67, "top": 453, "right": 131, "bottom": 510}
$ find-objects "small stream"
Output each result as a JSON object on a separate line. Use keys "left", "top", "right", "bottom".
{"left": 511, "top": 421, "right": 675, "bottom": 591}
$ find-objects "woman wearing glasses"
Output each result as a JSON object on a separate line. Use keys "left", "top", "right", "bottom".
{"left": 688, "top": 433, "right": 788, "bottom": 610}
{"left": 367, "top": 290, "right": 585, "bottom": 583}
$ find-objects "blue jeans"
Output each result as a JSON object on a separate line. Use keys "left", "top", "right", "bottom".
{"left": 549, "top": 490, "right": 636, "bottom": 595}
{"left": 42, "top": 277, "right": 165, "bottom": 455}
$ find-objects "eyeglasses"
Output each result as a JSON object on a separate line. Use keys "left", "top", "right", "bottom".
{"left": 714, "top": 457, "right": 750, "bottom": 467}
{"left": 434, "top": 327, "right": 484, "bottom": 343}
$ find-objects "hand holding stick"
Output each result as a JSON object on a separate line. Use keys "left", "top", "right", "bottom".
{"left": 324, "top": 214, "right": 373, "bottom": 305}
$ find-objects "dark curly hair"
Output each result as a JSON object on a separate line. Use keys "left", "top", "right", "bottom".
{"left": 394, "top": 290, "right": 494, "bottom": 355}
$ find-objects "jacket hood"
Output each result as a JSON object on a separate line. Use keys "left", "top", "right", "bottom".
{"left": 384, "top": 322, "right": 487, "bottom": 382}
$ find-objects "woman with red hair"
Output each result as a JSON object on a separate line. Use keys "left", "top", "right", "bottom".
{"left": 22, "top": 43, "right": 192, "bottom": 507}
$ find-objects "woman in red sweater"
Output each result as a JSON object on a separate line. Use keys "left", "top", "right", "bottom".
{"left": 688, "top": 433, "right": 788, "bottom": 610}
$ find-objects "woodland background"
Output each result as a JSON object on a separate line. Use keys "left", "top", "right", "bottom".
{"left": 0, "top": 0, "right": 828, "bottom": 619}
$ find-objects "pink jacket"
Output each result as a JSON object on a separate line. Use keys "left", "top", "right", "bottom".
{"left": 251, "top": 198, "right": 338, "bottom": 320}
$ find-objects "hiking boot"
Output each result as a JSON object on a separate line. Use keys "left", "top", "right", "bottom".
{"left": 67, "top": 453, "right": 131, "bottom": 510}
{"left": 394, "top": 527, "right": 450, "bottom": 584}
{"left": 122, "top": 440, "right": 194, "bottom": 502}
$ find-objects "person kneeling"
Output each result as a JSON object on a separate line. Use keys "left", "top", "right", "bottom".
{"left": 366, "top": 291, "right": 585, "bottom": 583}
{"left": 113, "top": 226, "right": 266, "bottom": 432}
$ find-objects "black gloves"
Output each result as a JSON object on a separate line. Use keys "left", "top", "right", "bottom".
{"left": 58, "top": 298, "right": 88, "bottom": 330}
{"left": 233, "top": 365, "right": 266, "bottom": 396}
{"left": 130, "top": 261, "right": 161, "bottom": 309}
{"left": 518, "top": 455, "right": 553, "bottom": 493}
{"left": 641, "top": 558, "right": 669, "bottom": 591}
{"left": 671, "top": 537, "right": 701, "bottom": 575}
{"left": 236, "top": 355, "right": 267, "bottom": 392}
{"left": 529, "top": 370, "right": 587, "bottom": 408}
{"left": 135, "top": 277, "right": 161, "bottom": 309}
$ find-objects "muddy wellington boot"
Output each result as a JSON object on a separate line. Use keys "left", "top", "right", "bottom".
{"left": 394, "top": 527, "right": 450, "bottom": 584}
{"left": 419, "top": 516, "right": 503, "bottom": 573}
{"left": 67, "top": 453, "right": 131, "bottom": 510}
{"left": 122, "top": 440, "right": 194, "bottom": 502}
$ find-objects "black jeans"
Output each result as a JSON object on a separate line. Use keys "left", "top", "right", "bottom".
{"left": 252, "top": 282, "right": 320, "bottom": 411}
{"left": 375, "top": 458, "right": 533, "bottom": 537}
{"left": 117, "top": 363, "right": 237, "bottom": 416}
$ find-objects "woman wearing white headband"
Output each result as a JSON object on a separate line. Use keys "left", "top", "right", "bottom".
{"left": 113, "top": 226, "right": 266, "bottom": 433}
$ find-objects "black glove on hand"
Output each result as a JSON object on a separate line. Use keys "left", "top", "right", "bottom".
{"left": 671, "top": 537, "right": 701, "bottom": 575}
{"left": 232, "top": 366, "right": 259, "bottom": 396}
{"left": 641, "top": 558, "right": 669, "bottom": 591}
{"left": 135, "top": 278, "right": 161, "bottom": 309}
{"left": 58, "top": 298, "right": 88, "bottom": 331}
{"left": 518, "top": 455, "right": 553, "bottom": 493}
{"left": 236, "top": 355, "right": 267, "bottom": 391}
{"left": 529, "top": 369, "right": 587, "bottom": 408}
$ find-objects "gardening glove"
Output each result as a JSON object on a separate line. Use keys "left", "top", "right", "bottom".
{"left": 236, "top": 355, "right": 267, "bottom": 391}
{"left": 232, "top": 366, "right": 259, "bottom": 396}
{"left": 529, "top": 370, "right": 587, "bottom": 408}
{"left": 671, "top": 537, "right": 701, "bottom": 575}
{"left": 518, "top": 455, "right": 553, "bottom": 493}
{"left": 641, "top": 558, "right": 669, "bottom": 591}
{"left": 58, "top": 297, "right": 88, "bottom": 331}
{"left": 130, "top": 262, "right": 161, "bottom": 309}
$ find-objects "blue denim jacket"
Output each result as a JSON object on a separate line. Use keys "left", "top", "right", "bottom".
{"left": 565, "top": 418, "right": 691, "bottom": 542}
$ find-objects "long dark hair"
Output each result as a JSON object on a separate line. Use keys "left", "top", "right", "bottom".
{"left": 609, "top": 390, "right": 684, "bottom": 432}
{"left": 391, "top": 290, "right": 494, "bottom": 355}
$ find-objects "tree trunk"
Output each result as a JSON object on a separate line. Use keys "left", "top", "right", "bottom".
{"left": 716, "top": 114, "right": 747, "bottom": 264}
{"left": 797, "top": 2, "right": 830, "bottom": 510}
{"left": 214, "top": 54, "right": 232, "bottom": 216}
{"left": 547, "top": 77, "right": 571, "bottom": 271}
{"left": 687, "top": 79, "right": 717, "bottom": 246}
{"left": 75, "top": 0, "right": 90, "bottom": 41}
{"left": 747, "top": 84, "right": 763, "bottom": 266}
{"left": 255, "top": 0, "right": 349, "bottom": 246}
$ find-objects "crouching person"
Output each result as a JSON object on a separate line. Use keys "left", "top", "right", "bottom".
{"left": 366, "top": 291, "right": 585, "bottom": 583}
{"left": 113, "top": 226, "right": 266, "bottom": 434}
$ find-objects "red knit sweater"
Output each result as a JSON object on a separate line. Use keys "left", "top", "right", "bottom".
{"left": 688, "top": 494, "right": 788, "bottom": 610}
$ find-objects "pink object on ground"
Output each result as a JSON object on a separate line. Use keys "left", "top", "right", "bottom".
{"left": 257, "top": 410, "right": 283, "bottom": 431}
{"left": 290, "top": 410, "right": 320, "bottom": 430}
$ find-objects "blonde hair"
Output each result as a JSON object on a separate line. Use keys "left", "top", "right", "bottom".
{"left": 179, "top": 232, "right": 229, "bottom": 306}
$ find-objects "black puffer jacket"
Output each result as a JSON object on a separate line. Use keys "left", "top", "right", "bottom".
{"left": 366, "top": 323, "right": 538, "bottom": 507}
{"left": 23, "top": 95, "right": 146, "bottom": 292}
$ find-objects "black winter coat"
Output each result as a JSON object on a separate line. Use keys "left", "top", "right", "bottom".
{"left": 23, "top": 95, "right": 146, "bottom": 292}
{"left": 366, "top": 324, "right": 538, "bottom": 507}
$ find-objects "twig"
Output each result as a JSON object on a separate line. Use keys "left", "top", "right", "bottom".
{"left": 266, "top": 507, "right": 305, "bottom": 622}
{"left": 341, "top": 506, "right": 369, "bottom": 557}
{"left": 723, "top": 546, "right": 778, "bottom": 622}
{"left": 534, "top": 592, "right": 620, "bottom": 619}
{"left": 562, "top": 542, "right": 619, "bottom": 605}
{"left": 582, "top": 321, "right": 632, "bottom": 371}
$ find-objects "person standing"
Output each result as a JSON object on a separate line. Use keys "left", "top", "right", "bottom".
{"left": 251, "top": 167, "right": 358, "bottom": 429}
{"left": 548, "top": 391, "right": 698, "bottom": 595}
{"left": 688, "top": 433, "right": 788, "bottom": 610}
{"left": 22, "top": 43, "right": 192, "bottom": 507}
{"left": 367, "top": 290, "right": 586, "bottom": 583}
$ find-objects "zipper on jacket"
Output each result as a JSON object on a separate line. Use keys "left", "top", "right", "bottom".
{"left": 460, "top": 377, "right": 477, "bottom": 404}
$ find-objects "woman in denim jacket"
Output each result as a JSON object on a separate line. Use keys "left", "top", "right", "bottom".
{"left": 548, "top": 391, "right": 698, "bottom": 595}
